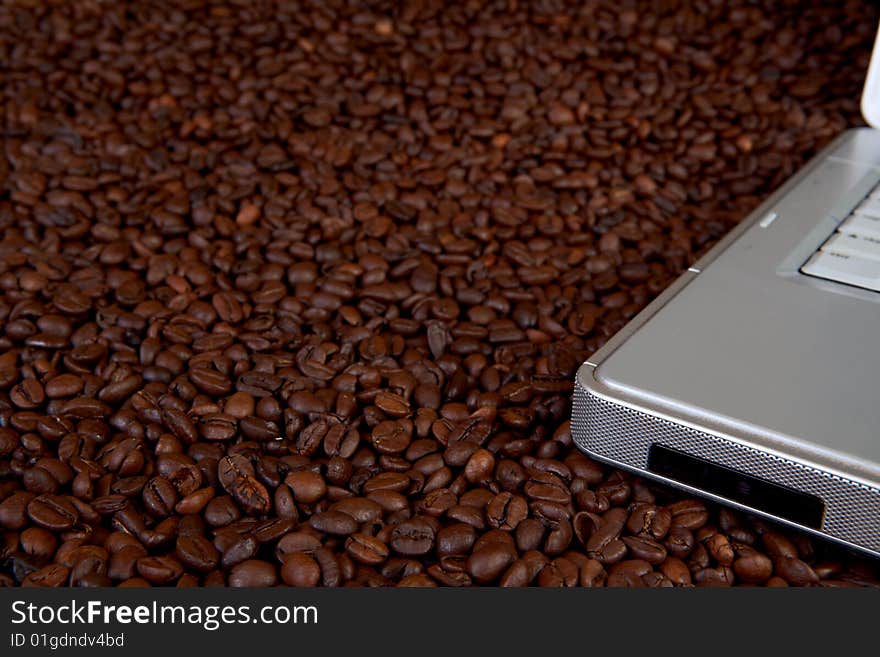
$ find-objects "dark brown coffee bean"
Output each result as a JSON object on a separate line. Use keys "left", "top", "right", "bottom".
{"left": 136, "top": 556, "right": 183, "bottom": 584}
{"left": 704, "top": 533, "right": 735, "bottom": 566}
{"left": 176, "top": 535, "right": 219, "bottom": 572}
{"left": 345, "top": 533, "right": 389, "bottom": 565}
{"left": 371, "top": 420, "right": 412, "bottom": 454}
{"left": 190, "top": 368, "right": 232, "bottom": 396}
{"left": 436, "top": 523, "right": 477, "bottom": 557}
{"left": 774, "top": 556, "right": 820, "bottom": 586}
{"left": 580, "top": 559, "right": 607, "bottom": 587}
{"left": 275, "top": 532, "right": 322, "bottom": 561}
{"left": 314, "top": 548, "right": 343, "bottom": 588}
{"left": 331, "top": 497, "right": 382, "bottom": 524}
{"left": 516, "top": 518, "right": 546, "bottom": 552}
{"left": 142, "top": 477, "right": 178, "bottom": 517}
{"left": 733, "top": 550, "right": 774, "bottom": 583}
{"left": 22, "top": 564, "right": 70, "bottom": 587}
{"left": 466, "top": 543, "right": 515, "bottom": 584}
{"left": 626, "top": 503, "right": 671, "bottom": 540}
{"left": 486, "top": 492, "right": 528, "bottom": 531}
{"left": 251, "top": 518, "right": 296, "bottom": 544}
{"left": 664, "top": 526, "right": 695, "bottom": 559}
{"left": 310, "top": 511, "right": 358, "bottom": 536}
{"left": 285, "top": 470, "right": 326, "bottom": 504}
{"left": 375, "top": 392, "right": 410, "bottom": 418}
{"left": 390, "top": 517, "right": 436, "bottom": 556}
{"left": 221, "top": 536, "right": 259, "bottom": 569}
{"left": 46, "top": 374, "right": 84, "bottom": 398}
{"left": 762, "top": 531, "right": 799, "bottom": 559}
{"left": 228, "top": 560, "right": 277, "bottom": 587}
{"left": 667, "top": 500, "right": 709, "bottom": 530}
{"left": 20, "top": 527, "right": 57, "bottom": 560}
{"left": 538, "top": 557, "right": 580, "bottom": 587}
{"left": 607, "top": 559, "right": 652, "bottom": 587}
{"left": 622, "top": 535, "right": 667, "bottom": 564}
{"left": 27, "top": 495, "right": 78, "bottom": 531}
{"left": 660, "top": 556, "right": 693, "bottom": 586}
{"left": 694, "top": 566, "right": 736, "bottom": 587}
{"left": 0, "top": 492, "right": 35, "bottom": 530}
{"left": 281, "top": 553, "right": 321, "bottom": 587}
{"left": 10, "top": 379, "right": 45, "bottom": 409}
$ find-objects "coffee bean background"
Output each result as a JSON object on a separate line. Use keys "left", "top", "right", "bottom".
{"left": 1, "top": 1, "right": 879, "bottom": 587}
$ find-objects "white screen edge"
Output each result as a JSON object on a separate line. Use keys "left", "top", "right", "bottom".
{"left": 861, "top": 23, "right": 880, "bottom": 128}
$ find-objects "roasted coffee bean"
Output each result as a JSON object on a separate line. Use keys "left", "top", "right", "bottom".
{"left": 544, "top": 519, "right": 573, "bottom": 556}
{"left": 314, "top": 548, "right": 343, "bottom": 588}
{"left": 285, "top": 470, "right": 327, "bottom": 504}
{"left": 252, "top": 518, "right": 296, "bottom": 544}
{"left": 621, "top": 536, "right": 667, "bottom": 565}
{"left": 626, "top": 503, "right": 671, "bottom": 540}
{"left": 0, "top": 493, "right": 35, "bottom": 530}
{"left": 538, "top": 557, "right": 579, "bottom": 587}
{"left": 310, "top": 511, "right": 358, "bottom": 536}
{"left": 345, "top": 533, "right": 389, "bottom": 565}
{"left": 221, "top": 536, "right": 259, "bottom": 569}
{"left": 275, "top": 532, "right": 322, "bottom": 561}
{"left": 580, "top": 559, "right": 607, "bottom": 588}
{"left": 22, "top": 564, "right": 70, "bottom": 588}
{"left": 217, "top": 455, "right": 254, "bottom": 491}
{"left": 27, "top": 495, "right": 78, "bottom": 531}
{"left": 436, "top": 523, "right": 477, "bottom": 557}
{"left": 762, "top": 531, "right": 799, "bottom": 559}
{"left": 136, "top": 556, "right": 183, "bottom": 585}
{"left": 704, "top": 533, "right": 735, "bottom": 566}
{"left": 733, "top": 550, "right": 774, "bottom": 584}
{"left": 774, "top": 556, "right": 820, "bottom": 586}
{"left": 20, "top": 527, "right": 57, "bottom": 560}
{"left": 228, "top": 476, "right": 270, "bottom": 517}
{"left": 515, "top": 519, "right": 546, "bottom": 553}
{"left": 331, "top": 498, "right": 382, "bottom": 524}
{"left": 281, "top": 553, "right": 321, "bottom": 587}
{"left": 390, "top": 517, "right": 436, "bottom": 556}
{"left": 176, "top": 536, "right": 219, "bottom": 572}
{"left": 142, "top": 477, "right": 178, "bottom": 517}
{"left": 660, "top": 557, "right": 693, "bottom": 587}
{"left": 664, "top": 526, "right": 696, "bottom": 560}
{"left": 371, "top": 421, "right": 412, "bottom": 455}
{"left": 607, "top": 560, "right": 652, "bottom": 588}
{"left": 486, "top": 492, "right": 528, "bottom": 531}
{"left": 694, "top": 566, "right": 736, "bottom": 587}
{"left": 667, "top": 500, "right": 709, "bottom": 530}
{"left": 108, "top": 546, "right": 146, "bottom": 581}
{"left": 218, "top": 455, "right": 269, "bottom": 516}
{"left": 228, "top": 560, "right": 277, "bottom": 587}
{"left": 466, "top": 543, "right": 516, "bottom": 584}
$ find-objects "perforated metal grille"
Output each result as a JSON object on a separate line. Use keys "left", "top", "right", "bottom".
{"left": 572, "top": 382, "right": 880, "bottom": 553}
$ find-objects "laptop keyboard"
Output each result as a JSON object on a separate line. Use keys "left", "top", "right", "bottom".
{"left": 801, "top": 186, "right": 880, "bottom": 292}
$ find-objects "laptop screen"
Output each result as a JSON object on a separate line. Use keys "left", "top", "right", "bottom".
{"left": 862, "top": 23, "right": 880, "bottom": 127}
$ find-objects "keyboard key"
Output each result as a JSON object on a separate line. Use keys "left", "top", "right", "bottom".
{"left": 801, "top": 251, "right": 880, "bottom": 292}
{"left": 855, "top": 198, "right": 880, "bottom": 218}
{"left": 838, "top": 213, "right": 880, "bottom": 240}
{"left": 821, "top": 232, "right": 880, "bottom": 262}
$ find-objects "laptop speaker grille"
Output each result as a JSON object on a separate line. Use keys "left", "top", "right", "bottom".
{"left": 571, "top": 380, "right": 880, "bottom": 554}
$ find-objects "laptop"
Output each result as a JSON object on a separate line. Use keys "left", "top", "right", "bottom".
{"left": 572, "top": 25, "right": 880, "bottom": 557}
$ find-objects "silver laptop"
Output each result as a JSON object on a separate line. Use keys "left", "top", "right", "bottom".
{"left": 572, "top": 26, "right": 880, "bottom": 557}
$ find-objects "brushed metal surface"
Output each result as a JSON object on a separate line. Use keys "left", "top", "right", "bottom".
{"left": 572, "top": 376, "right": 880, "bottom": 555}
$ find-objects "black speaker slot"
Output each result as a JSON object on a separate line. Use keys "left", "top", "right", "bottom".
{"left": 647, "top": 444, "right": 825, "bottom": 529}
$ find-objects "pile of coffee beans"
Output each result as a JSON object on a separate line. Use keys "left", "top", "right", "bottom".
{"left": 1, "top": 1, "right": 879, "bottom": 587}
